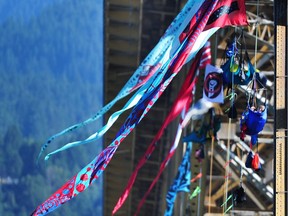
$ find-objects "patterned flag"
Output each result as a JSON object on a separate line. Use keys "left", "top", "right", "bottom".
{"left": 203, "top": 64, "right": 224, "bottom": 103}
{"left": 204, "top": 0, "right": 248, "bottom": 30}
{"left": 199, "top": 41, "right": 212, "bottom": 69}
{"left": 165, "top": 142, "right": 192, "bottom": 216}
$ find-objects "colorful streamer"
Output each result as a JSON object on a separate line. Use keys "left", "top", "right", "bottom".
{"left": 32, "top": 0, "right": 248, "bottom": 215}
{"left": 32, "top": 0, "right": 212, "bottom": 213}
{"left": 134, "top": 0, "right": 249, "bottom": 214}
{"left": 134, "top": 123, "right": 185, "bottom": 216}
{"left": 40, "top": 1, "right": 221, "bottom": 162}
{"left": 134, "top": 33, "right": 213, "bottom": 215}
{"left": 133, "top": 98, "right": 213, "bottom": 215}
{"left": 134, "top": 62, "right": 211, "bottom": 216}
{"left": 165, "top": 142, "right": 192, "bottom": 216}
{"left": 37, "top": 0, "right": 207, "bottom": 161}
{"left": 112, "top": 46, "right": 202, "bottom": 215}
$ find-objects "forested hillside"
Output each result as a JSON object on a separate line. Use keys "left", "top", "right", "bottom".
{"left": 0, "top": 1, "right": 104, "bottom": 215}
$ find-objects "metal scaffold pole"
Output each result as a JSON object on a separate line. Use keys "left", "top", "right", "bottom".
{"left": 274, "top": 0, "right": 288, "bottom": 215}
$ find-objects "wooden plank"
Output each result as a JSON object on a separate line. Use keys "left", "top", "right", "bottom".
{"left": 275, "top": 25, "right": 287, "bottom": 216}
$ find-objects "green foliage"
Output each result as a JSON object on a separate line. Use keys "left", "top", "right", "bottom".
{"left": 0, "top": 126, "right": 104, "bottom": 216}
{"left": 0, "top": 0, "right": 104, "bottom": 215}
{"left": 0, "top": 0, "right": 104, "bottom": 139}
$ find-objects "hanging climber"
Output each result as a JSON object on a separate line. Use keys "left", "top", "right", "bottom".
{"left": 240, "top": 103, "right": 267, "bottom": 146}
{"left": 221, "top": 34, "right": 255, "bottom": 87}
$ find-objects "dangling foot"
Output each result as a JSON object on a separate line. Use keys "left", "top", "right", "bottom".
{"left": 240, "top": 131, "right": 245, "bottom": 141}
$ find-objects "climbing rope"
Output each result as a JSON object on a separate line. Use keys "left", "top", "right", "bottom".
{"left": 223, "top": 33, "right": 236, "bottom": 212}
{"left": 208, "top": 135, "right": 215, "bottom": 214}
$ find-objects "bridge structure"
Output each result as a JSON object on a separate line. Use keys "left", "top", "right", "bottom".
{"left": 104, "top": 0, "right": 287, "bottom": 215}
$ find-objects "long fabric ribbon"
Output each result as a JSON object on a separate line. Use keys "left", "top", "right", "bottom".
{"left": 112, "top": 47, "right": 202, "bottom": 215}
{"left": 37, "top": 0, "right": 206, "bottom": 161}
{"left": 41, "top": 2, "right": 220, "bottom": 161}
{"left": 133, "top": 1, "right": 220, "bottom": 213}
{"left": 43, "top": 28, "right": 210, "bottom": 161}
{"left": 164, "top": 142, "right": 192, "bottom": 216}
{"left": 38, "top": 1, "right": 212, "bottom": 160}
{"left": 43, "top": 67, "right": 165, "bottom": 160}
{"left": 134, "top": 124, "right": 185, "bottom": 216}
{"left": 31, "top": 0, "right": 214, "bottom": 214}
{"left": 32, "top": 0, "right": 248, "bottom": 215}
{"left": 133, "top": 97, "right": 213, "bottom": 215}
{"left": 134, "top": 51, "right": 211, "bottom": 216}
{"left": 134, "top": 0, "right": 248, "bottom": 214}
